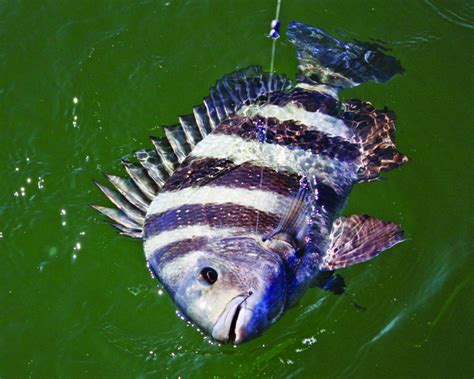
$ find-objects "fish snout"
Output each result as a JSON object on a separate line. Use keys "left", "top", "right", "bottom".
{"left": 211, "top": 292, "right": 256, "bottom": 344}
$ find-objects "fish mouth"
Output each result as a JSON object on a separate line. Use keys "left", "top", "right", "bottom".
{"left": 212, "top": 292, "right": 252, "bottom": 344}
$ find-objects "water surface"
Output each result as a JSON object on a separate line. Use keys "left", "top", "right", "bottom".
{"left": 1, "top": 0, "right": 473, "bottom": 377}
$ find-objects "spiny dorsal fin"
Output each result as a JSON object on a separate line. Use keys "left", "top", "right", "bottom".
{"left": 111, "top": 222, "right": 143, "bottom": 239}
{"left": 163, "top": 125, "right": 190, "bottom": 163}
{"left": 178, "top": 114, "right": 202, "bottom": 149}
{"left": 192, "top": 105, "right": 212, "bottom": 138}
{"left": 91, "top": 205, "right": 142, "bottom": 231}
{"left": 104, "top": 174, "right": 150, "bottom": 213}
{"left": 135, "top": 149, "right": 169, "bottom": 187}
{"left": 93, "top": 180, "right": 144, "bottom": 224}
{"left": 93, "top": 66, "right": 291, "bottom": 239}
{"left": 319, "top": 214, "right": 405, "bottom": 270}
{"left": 150, "top": 136, "right": 178, "bottom": 175}
{"left": 121, "top": 159, "right": 158, "bottom": 200}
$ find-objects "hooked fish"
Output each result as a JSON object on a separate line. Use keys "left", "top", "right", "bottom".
{"left": 93, "top": 21, "right": 408, "bottom": 344}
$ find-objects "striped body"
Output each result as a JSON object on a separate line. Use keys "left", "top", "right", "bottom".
{"left": 93, "top": 22, "right": 408, "bottom": 344}
{"left": 145, "top": 88, "right": 360, "bottom": 306}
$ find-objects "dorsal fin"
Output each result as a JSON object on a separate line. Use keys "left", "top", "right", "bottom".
{"left": 135, "top": 150, "right": 169, "bottom": 187}
{"left": 121, "top": 159, "right": 158, "bottom": 200}
{"left": 342, "top": 99, "right": 409, "bottom": 180}
{"left": 150, "top": 136, "right": 178, "bottom": 175}
{"left": 178, "top": 114, "right": 202, "bottom": 149}
{"left": 92, "top": 66, "right": 292, "bottom": 239}
{"left": 163, "top": 125, "right": 191, "bottom": 163}
{"left": 104, "top": 174, "right": 150, "bottom": 212}
{"left": 192, "top": 105, "right": 212, "bottom": 138}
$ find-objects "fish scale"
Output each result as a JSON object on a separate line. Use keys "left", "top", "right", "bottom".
{"left": 93, "top": 21, "right": 408, "bottom": 344}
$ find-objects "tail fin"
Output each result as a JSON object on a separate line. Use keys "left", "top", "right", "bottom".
{"left": 287, "top": 21, "right": 403, "bottom": 88}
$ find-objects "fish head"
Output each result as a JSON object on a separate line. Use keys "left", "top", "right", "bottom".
{"left": 149, "top": 236, "right": 287, "bottom": 344}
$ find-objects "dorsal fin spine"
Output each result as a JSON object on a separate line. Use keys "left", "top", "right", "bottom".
{"left": 93, "top": 181, "right": 144, "bottom": 224}
{"left": 135, "top": 149, "right": 168, "bottom": 187}
{"left": 192, "top": 105, "right": 212, "bottom": 138}
{"left": 203, "top": 98, "right": 220, "bottom": 129}
{"left": 246, "top": 78, "right": 257, "bottom": 101}
{"left": 178, "top": 115, "right": 202, "bottom": 149}
{"left": 150, "top": 136, "right": 178, "bottom": 175}
{"left": 92, "top": 205, "right": 142, "bottom": 230}
{"left": 163, "top": 125, "right": 190, "bottom": 163}
{"left": 221, "top": 80, "right": 240, "bottom": 113}
{"left": 216, "top": 81, "right": 235, "bottom": 115}
{"left": 111, "top": 223, "right": 143, "bottom": 239}
{"left": 209, "top": 89, "right": 227, "bottom": 121}
{"left": 121, "top": 160, "right": 158, "bottom": 200}
{"left": 104, "top": 174, "right": 150, "bottom": 212}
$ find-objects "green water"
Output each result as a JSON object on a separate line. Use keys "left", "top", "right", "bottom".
{"left": 1, "top": 0, "right": 473, "bottom": 377}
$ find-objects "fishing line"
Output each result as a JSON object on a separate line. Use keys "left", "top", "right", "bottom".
{"left": 255, "top": 0, "right": 282, "bottom": 234}
{"left": 269, "top": 0, "right": 282, "bottom": 74}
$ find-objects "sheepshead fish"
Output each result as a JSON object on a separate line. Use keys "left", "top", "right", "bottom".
{"left": 93, "top": 21, "right": 408, "bottom": 344}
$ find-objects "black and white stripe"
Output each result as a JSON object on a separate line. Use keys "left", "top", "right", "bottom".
{"left": 143, "top": 99, "right": 360, "bottom": 259}
{"left": 144, "top": 225, "right": 255, "bottom": 260}
{"left": 95, "top": 69, "right": 360, "bottom": 255}
{"left": 93, "top": 66, "right": 290, "bottom": 238}
{"left": 189, "top": 132, "right": 358, "bottom": 191}
{"left": 214, "top": 116, "right": 359, "bottom": 161}
{"left": 145, "top": 203, "right": 280, "bottom": 238}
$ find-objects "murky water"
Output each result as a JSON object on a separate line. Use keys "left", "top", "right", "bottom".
{"left": 1, "top": 0, "right": 472, "bottom": 377}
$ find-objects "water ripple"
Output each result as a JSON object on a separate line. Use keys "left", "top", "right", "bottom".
{"left": 425, "top": 0, "right": 474, "bottom": 29}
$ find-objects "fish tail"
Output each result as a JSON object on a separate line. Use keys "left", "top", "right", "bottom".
{"left": 287, "top": 21, "right": 403, "bottom": 88}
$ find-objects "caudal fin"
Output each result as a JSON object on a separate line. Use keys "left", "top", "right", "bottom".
{"left": 287, "top": 21, "right": 403, "bottom": 88}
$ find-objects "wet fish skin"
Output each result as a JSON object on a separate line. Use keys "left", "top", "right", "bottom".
{"left": 93, "top": 22, "right": 408, "bottom": 344}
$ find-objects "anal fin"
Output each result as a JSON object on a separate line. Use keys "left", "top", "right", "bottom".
{"left": 320, "top": 215, "right": 405, "bottom": 270}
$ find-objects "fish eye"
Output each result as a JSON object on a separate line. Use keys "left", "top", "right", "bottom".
{"left": 199, "top": 267, "right": 218, "bottom": 285}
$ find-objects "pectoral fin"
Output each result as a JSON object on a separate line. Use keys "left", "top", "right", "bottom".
{"left": 264, "top": 186, "right": 309, "bottom": 243}
{"left": 263, "top": 186, "right": 311, "bottom": 272}
{"left": 319, "top": 215, "right": 405, "bottom": 271}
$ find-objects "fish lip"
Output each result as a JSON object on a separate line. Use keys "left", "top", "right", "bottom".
{"left": 211, "top": 292, "right": 252, "bottom": 344}
{"left": 228, "top": 291, "right": 253, "bottom": 344}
